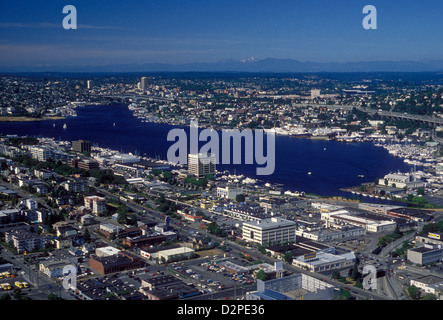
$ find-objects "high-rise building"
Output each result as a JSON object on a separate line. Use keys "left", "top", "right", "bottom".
{"left": 242, "top": 217, "right": 296, "bottom": 246}
{"left": 87, "top": 80, "right": 93, "bottom": 89}
{"left": 140, "top": 77, "right": 148, "bottom": 90}
{"left": 187, "top": 153, "right": 216, "bottom": 178}
{"left": 72, "top": 140, "right": 91, "bottom": 154}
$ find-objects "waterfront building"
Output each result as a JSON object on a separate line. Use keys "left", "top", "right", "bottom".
{"left": 31, "top": 146, "right": 72, "bottom": 162}
{"left": 379, "top": 172, "right": 425, "bottom": 189}
{"left": 72, "top": 140, "right": 92, "bottom": 154}
{"left": 187, "top": 152, "right": 216, "bottom": 178}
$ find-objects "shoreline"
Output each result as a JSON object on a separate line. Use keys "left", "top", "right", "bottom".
{"left": 0, "top": 116, "right": 66, "bottom": 122}
{"left": 0, "top": 104, "right": 433, "bottom": 205}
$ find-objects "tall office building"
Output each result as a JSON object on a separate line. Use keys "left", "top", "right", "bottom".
{"left": 72, "top": 140, "right": 92, "bottom": 154}
{"left": 188, "top": 153, "right": 216, "bottom": 178}
{"left": 140, "top": 77, "right": 148, "bottom": 90}
{"left": 242, "top": 217, "right": 296, "bottom": 246}
{"left": 87, "top": 80, "right": 93, "bottom": 89}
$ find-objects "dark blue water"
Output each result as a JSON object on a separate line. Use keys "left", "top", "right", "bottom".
{"left": 0, "top": 104, "right": 413, "bottom": 201}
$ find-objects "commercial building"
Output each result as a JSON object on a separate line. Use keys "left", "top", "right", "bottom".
{"left": 407, "top": 246, "right": 443, "bottom": 266}
{"left": 242, "top": 217, "right": 296, "bottom": 246}
{"left": 139, "top": 274, "right": 200, "bottom": 300}
{"left": 76, "top": 276, "right": 144, "bottom": 300}
{"left": 72, "top": 140, "right": 91, "bottom": 154}
{"left": 296, "top": 225, "right": 366, "bottom": 242}
{"left": 69, "top": 159, "right": 100, "bottom": 171}
{"left": 122, "top": 234, "right": 167, "bottom": 249}
{"left": 246, "top": 273, "right": 336, "bottom": 300}
{"left": 140, "top": 77, "right": 148, "bottom": 90}
{"left": 416, "top": 232, "right": 443, "bottom": 247}
{"left": 95, "top": 246, "right": 121, "bottom": 257}
{"left": 89, "top": 251, "right": 144, "bottom": 275}
{"left": 187, "top": 152, "right": 216, "bottom": 178}
{"left": 321, "top": 209, "right": 397, "bottom": 233}
{"left": 39, "top": 258, "right": 78, "bottom": 278}
{"left": 140, "top": 246, "right": 195, "bottom": 263}
{"left": 292, "top": 251, "right": 356, "bottom": 273}
{"left": 410, "top": 275, "right": 443, "bottom": 298}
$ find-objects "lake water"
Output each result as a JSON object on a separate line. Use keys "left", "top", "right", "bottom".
{"left": 0, "top": 104, "right": 414, "bottom": 200}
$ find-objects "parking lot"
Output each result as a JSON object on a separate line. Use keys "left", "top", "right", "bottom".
{"left": 0, "top": 271, "right": 34, "bottom": 298}
{"left": 166, "top": 255, "right": 256, "bottom": 294}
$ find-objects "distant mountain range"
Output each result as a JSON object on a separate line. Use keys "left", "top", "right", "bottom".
{"left": 3, "top": 57, "right": 443, "bottom": 73}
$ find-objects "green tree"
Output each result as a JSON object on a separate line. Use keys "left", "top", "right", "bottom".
{"left": 83, "top": 228, "right": 91, "bottom": 243}
{"left": 236, "top": 194, "right": 246, "bottom": 203}
{"left": 407, "top": 285, "right": 419, "bottom": 299}
{"left": 0, "top": 293, "right": 11, "bottom": 300}
{"left": 283, "top": 251, "right": 293, "bottom": 264}
{"left": 351, "top": 261, "right": 360, "bottom": 281}
{"left": 337, "top": 288, "right": 351, "bottom": 300}
{"left": 332, "top": 270, "right": 341, "bottom": 280}
{"left": 256, "top": 270, "right": 268, "bottom": 281}
{"left": 423, "top": 293, "right": 436, "bottom": 300}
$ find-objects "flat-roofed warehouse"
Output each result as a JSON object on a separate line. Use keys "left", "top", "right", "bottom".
{"left": 321, "top": 209, "right": 397, "bottom": 233}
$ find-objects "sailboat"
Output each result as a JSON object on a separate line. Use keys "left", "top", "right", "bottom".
{"left": 63, "top": 123, "right": 67, "bottom": 129}
{"left": 53, "top": 123, "right": 55, "bottom": 128}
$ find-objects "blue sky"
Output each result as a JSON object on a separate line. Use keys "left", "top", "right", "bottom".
{"left": 0, "top": 0, "right": 443, "bottom": 69}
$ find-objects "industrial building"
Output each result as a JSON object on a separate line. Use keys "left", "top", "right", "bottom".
{"left": 89, "top": 251, "right": 144, "bottom": 275}
{"left": 407, "top": 246, "right": 443, "bottom": 266}
{"left": 321, "top": 209, "right": 397, "bottom": 233}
